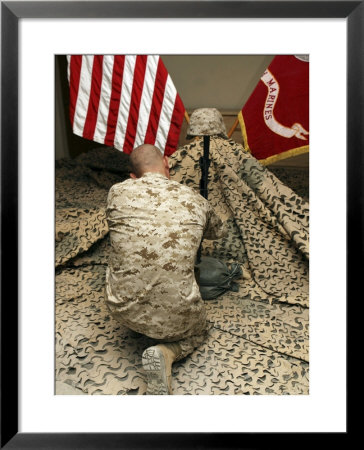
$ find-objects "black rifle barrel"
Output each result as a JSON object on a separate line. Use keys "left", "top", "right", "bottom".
{"left": 197, "top": 136, "right": 210, "bottom": 265}
{"left": 199, "top": 135, "right": 210, "bottom": 199}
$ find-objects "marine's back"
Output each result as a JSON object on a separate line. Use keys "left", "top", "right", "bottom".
{"left": 105, "top": 172, "right": 211, "bottom": 339}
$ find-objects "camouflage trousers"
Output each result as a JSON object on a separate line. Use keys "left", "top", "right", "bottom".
{"left": 150, "top": 318, "right": 212, "bottom": 361}
{"left": 121, "top": 315, "right": 211, "bottom": 362}
{"left": 105, "top": 285, "right": 211, "bottom": 362}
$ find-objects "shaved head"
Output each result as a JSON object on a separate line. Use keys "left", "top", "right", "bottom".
{"left": 130, "top": 144, "right": 169, "bottom": 179}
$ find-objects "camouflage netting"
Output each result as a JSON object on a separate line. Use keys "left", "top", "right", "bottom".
{"left": 55, "top": 139, "right": 309, "bottom": 395}
{"left": 170, "top": 137, "right": 309, "bottom": 308}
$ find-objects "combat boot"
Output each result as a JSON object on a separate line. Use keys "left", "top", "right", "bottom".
{"left": 142, "top": 342, "right": 182, "bottom": 395}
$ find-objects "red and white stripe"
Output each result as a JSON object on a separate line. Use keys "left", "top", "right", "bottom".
{"left": 67, "top": 54, "right": 185, "bottom": 156}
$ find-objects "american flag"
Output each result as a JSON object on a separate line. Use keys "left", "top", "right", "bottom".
{"left": 67, "top": 55, "right": 185, "bottom": 156}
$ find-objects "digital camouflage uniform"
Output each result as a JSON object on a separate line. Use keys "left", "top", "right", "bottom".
{"left": 105, "top": 172, "right": 225, "bottom": 360}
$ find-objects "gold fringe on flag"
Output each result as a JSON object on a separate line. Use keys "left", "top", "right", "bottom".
{"left": 238, "top": 110, "right": 309, "bottom": 164}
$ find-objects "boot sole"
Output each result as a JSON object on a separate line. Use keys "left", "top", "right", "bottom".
{"left": 142, "top": 346, "right": 171, "bottom": 395}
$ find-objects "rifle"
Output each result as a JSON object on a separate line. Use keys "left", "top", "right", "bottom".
{"left": 196, "top": 136, "right": 210, "bottom": 264}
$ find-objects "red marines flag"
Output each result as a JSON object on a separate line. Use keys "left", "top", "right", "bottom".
{"left": 67, "top": 55, "right": 185, "bottom": 156}
{"left": 238, "top": 55, "right": 309, "bottom": 164}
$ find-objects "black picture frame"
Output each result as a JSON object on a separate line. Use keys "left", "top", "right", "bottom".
{"left": 1, "top": 1, "right": 358, "bottom": 448}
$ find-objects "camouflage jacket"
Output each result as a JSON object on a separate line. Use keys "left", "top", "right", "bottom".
{"left": 105, "top": 172, "right": 225, "bottom": 339}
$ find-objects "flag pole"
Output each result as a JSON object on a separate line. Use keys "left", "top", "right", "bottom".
{"left": 227, "top": 116, "right": 239, "bottom": 138}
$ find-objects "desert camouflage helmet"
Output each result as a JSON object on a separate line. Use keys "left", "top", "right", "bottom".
{"left": 186, "top": 108, "right": 227, "bottom": 138}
